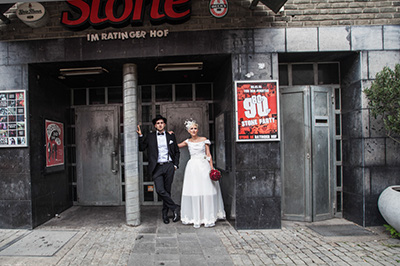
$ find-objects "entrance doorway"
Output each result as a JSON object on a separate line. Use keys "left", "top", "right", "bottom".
{"left": 138, "top": 83, "right": 214, "bottom": 205}
{"left": 75, "top": 106, "right": 122, "bottom": 205}
{"left": 161, "top": 102, "right": 209, "bottom": 204}
{"left": 279, "top": 61, "right": 343, "bottom": 222}
{"left": 281, "top": 86, "right": 335, "bottom": 221}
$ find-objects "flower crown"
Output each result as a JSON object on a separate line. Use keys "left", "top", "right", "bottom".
{"left": 184, "top": 119, "right": 197, "bottom": 130}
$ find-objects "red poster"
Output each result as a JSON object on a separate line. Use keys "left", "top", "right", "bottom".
{"left": 235, "top": 80, "right": 280, "bottom": 141}
{"left": 45, "top": 120, "right": 64, "bottom": 167}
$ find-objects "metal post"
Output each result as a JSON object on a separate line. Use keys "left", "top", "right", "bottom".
{"left": 123, "top": 63, "right": 140, "bottom": 226}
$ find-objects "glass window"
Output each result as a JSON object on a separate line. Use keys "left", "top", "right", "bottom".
{"left": 292, "top": 64, "right": 314, "bottom": 85}
{"left": 121, "top": 165, "right": 125, "bottom": 183}
{"left": 195, "top": 83, "right": 212, "bottom": 100}
{"left": 279, "top": 64, "right": 288, "bottom": 86}
{"left": 318, "top": 63, "right": 339, "bottom": 85}
{"left": 141, "top": 85, "right": 152, "bottom": 103}
{"left": 155, "top": 84, "right": 172, "bottom": 102}
{"left": 336, "top": 191, "right": 342, "bottom": 212}
{"left": 143, "top": 165, "right": 151, "bottom": 182}
{"left": 108, "top": 87, "right": 123, "bottom": 103}
{"left": 336, "top": 165, "right": 342, "bottom": 187}
{"left": 336, "top": 139, "right": 341, "bottom": 161}
{"left": 143, "top": 185, "right": 154, "bottom": 201}
{"left": 73, "top": 89, "right": 86, "bottom": 106}
{"left": 142, "top": 105, "right": 151, "bottom": 122}
{"left": 89, "top": 88, "right": 105, "bottom": 104}
{"left": 176, "top": 84, "right": 192, "bottom": 101}
{"left": 335, "top": 88, "right": 341, "bottom": 110}
{"left": 335, "top": 114, "right": 341, "bottom": 136}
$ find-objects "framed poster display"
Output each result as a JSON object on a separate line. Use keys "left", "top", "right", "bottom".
{"left": 0, "top": 90, "right": 28, "bottom": 147}
{"left": 235, "top": 80, "right": 280, "bottom": 141}
{"left": 45, "top": 120, "right": 65, "bottom": 168}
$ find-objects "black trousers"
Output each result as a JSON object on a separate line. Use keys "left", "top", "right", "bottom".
{"left": 152, "top": 163, "right": 178, "bottom": 217}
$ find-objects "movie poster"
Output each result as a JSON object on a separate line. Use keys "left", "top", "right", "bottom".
{"left": 45, "top": 120, "right": 64, "bottom": 167}
{"left": 235, "top": 80, "right": 280, "bottom": 141}
{"left": 0, "top": 90, "right": 27, "bottom": 147}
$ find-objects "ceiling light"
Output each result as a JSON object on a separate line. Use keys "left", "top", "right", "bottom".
{"left": 59, "top": 67, "right": 109, "bottom": 77}
{"left": 155, "top": 62, "right": 203, "bottom": 72}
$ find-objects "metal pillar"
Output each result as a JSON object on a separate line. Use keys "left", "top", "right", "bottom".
{"left": 123, "top": 63, "right": 140, "bottom": 226}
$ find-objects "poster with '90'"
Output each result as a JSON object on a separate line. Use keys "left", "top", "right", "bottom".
{"left": 235, "top": 80, "right": 280, "bottom": 141}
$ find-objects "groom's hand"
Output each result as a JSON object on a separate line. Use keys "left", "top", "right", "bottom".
{"left": 136, "top": 125, "right": 142, "bottom": 136}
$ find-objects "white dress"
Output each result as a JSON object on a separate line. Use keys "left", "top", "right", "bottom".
{"left": 180, "top": 139, "right": 226, "bottom": 228}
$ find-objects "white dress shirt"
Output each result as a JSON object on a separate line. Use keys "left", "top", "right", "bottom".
{"left": 157, "top": 131, "right": 171, "bottom": 163}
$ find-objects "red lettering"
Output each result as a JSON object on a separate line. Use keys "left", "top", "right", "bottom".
{"left": 150, "top": 0, "right": 165, "bottom": 21}
{"left": 61, "top": 0, "right": 90, "bottom": 27}
{"left": 90, "top": 0, "right": 108, "bottom": 25}
{"left": 60, "top": 0, "right": 192, "bottom": 29}
{"left": 164, "top": 0, "right": 191, "bottom": 20}
{"left": 105, "top": 0, "right": 133, "bottom": 23}
{"left": 132, "top": 0, "right": 146, "bottom": 23}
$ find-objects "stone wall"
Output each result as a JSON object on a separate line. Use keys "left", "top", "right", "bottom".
{"left": 1, "top": 0, "right": 399, "bottom": 41}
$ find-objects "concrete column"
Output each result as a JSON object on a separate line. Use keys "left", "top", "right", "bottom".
{"left": 123, "top": 63, "right": 140, "bottom": 226}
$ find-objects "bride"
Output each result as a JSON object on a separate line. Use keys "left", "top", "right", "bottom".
{"left": 177, "top": 120, "right": 226, "bottom": 228}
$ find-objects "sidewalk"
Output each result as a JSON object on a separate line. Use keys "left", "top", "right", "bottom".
{"left": 0, "top": 206, "right": 399, "bottom": 265}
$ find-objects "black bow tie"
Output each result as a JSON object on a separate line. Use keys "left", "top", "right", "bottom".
{"left": 157, "top": 132, "right": 164, "bottom": 135}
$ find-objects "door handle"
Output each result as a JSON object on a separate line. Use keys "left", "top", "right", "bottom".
{"left": 306, "top": 153, "right": 310, "bottom": 159}
{"left": 111, "top": 151, "right": 118, "bottom": 174}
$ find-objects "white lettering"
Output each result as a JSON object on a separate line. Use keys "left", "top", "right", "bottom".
{"left": 88, "top": 30, "right": 165, "bottom": 42}
{"left": 241, "top": 119, "right": 258, "bottom": 127}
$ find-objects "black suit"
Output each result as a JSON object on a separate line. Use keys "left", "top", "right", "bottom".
{"left": 139, "top": 131, "right": 180, "bottom": 216}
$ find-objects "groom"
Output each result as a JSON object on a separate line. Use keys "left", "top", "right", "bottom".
{"left": 137, "top": 115, "right": 180, "bottom": 224}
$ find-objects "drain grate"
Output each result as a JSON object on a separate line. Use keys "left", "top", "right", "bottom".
{"left": 307, "top": 224, "right": 376, "bottom": 237}
{"left": 0, "top": 230, "right": 77, "bottom": 257}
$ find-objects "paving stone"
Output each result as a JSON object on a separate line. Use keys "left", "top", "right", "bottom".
{"left": 1, "top": 207, "right": 400, "bottom": 266}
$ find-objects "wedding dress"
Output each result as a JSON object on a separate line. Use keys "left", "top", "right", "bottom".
{"left": 180, "top": 139, "right": 226, "bottom": 228}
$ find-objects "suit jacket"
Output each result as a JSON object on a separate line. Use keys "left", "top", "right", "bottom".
{"left": 139, "top": 131, "right": 180, "bottom": 175}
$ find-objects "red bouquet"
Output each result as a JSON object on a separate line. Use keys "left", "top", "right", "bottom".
{"left": 210, "top": 169, "right": 221, "bottom": 181}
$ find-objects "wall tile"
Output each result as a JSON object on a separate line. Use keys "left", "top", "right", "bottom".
{"left": 319, "top": 26, "right": 351, "bottom": 51}
{"left": 351, "top": 26, "right": 383, "bottom": 51}
{"left": 383, "top": 25, "right": 400, "bottom": 50}
{"left": 368, "top": 51, "right": 400, "bottom": 79}
{"left": 235, "top": 197, "right": 281, "bottom": 229}
{"left": 0, "top": 65, "right": 23, "bottom": 90}
{"left": 364, "top": 138, "right": 385, "bottom": 166}
{"left": 254, "top": 28, "right": 286, "bottom": 53}
{"left": 286, "top": 27, "right": 318, "bottom": 52}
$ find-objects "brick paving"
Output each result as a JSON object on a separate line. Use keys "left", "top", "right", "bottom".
{"left": 0, "top": 206, "right": 399, "bottom": 266}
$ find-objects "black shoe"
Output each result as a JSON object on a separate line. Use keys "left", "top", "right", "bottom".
{"left": 163, "top": 216, "right": 170, "bottom": 224}
{"left": 173, "top": 207, "right": 180, "bottom": 222}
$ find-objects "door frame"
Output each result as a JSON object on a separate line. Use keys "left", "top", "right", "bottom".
{"left": 281, "top": 85, "right": 336, "bottom": 222}
{"left": 75, "top": 105, "right": 122, "bottom": 206}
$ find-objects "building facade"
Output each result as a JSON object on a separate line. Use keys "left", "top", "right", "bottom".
{"left": 0, "top": 0, "right": 399, "bottom": 229}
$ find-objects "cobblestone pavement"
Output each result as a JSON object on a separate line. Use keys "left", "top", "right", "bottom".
{"left": 0, "top": 206, "right": 399, "bottom": 266}
{"left": 216, "top": 220, "right": 400, "bottom": 265}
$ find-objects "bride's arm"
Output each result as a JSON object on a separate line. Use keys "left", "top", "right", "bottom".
{"left": 178, "top": 140, "right": 187, "bottom": 148}
{"left": 205, "top": 144, "right": 214, "bottom": 169}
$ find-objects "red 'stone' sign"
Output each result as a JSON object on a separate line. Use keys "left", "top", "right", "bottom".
{"left": 61, "top": 0, "right": 191, "bottom": 29}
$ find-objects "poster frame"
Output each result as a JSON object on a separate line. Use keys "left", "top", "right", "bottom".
{"left": 234, "top": 80, "right": 281, "bottom": 142}
{"left": 0, "top": 90, "right": 28, "bottom": 148}
{"left": 45, "top": 119, "right": 65, "bottom": 173}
